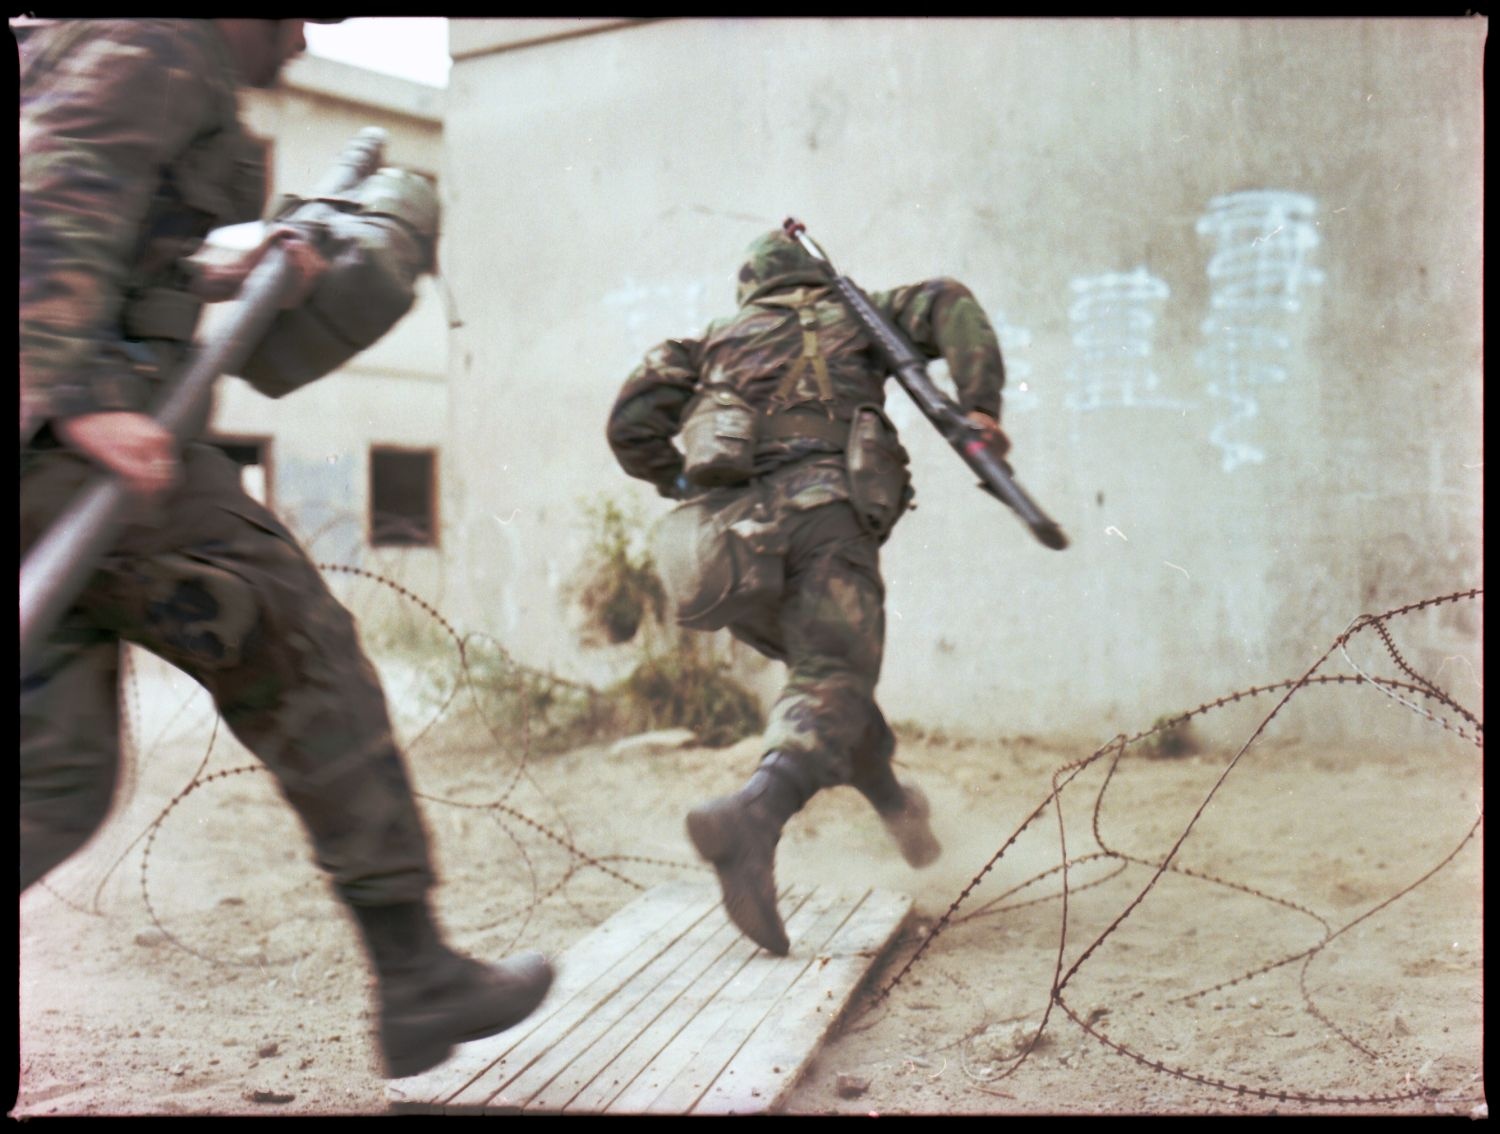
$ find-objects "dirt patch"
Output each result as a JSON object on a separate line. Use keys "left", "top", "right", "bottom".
{"left": 13, "top": 638, "right": 1483, "bottom": 1117}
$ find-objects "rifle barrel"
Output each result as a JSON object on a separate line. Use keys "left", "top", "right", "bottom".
{"left": 783, "top": 218, "right": 1068, "bottom": 551}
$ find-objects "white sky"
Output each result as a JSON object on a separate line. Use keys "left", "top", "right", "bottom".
{"left": 305, "top": 18, "right": 451, "bottom": 89}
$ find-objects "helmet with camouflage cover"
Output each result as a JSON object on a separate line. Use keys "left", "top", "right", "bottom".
{"left": 735, "top": 229, "right": 830, "bottom": 307}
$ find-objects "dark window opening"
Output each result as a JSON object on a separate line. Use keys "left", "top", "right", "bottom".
{"left": 207, "top": 435, "right": 272, "bottom": 507}
{"left": 370, "top": 447, "right": 438, "bottom": 548}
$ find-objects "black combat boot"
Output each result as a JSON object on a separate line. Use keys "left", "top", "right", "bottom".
{"left": 876, "top": 782, "right": 942, "bottom": 868}
{"left": 854, "top": 758, "right": 943, "bottom": 869}
{"left": 350, "top": 900, "right": 554, "bottom": 1079}
{"left": 686, "top": 751, "right": 812, "bottom": 956}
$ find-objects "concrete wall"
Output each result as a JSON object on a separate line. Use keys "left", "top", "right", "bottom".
{"left": 203, "top": 55, "right": 451, "bottom": 605}
{"left": 441, "top": 17, "right": 1483, "bottom": 742}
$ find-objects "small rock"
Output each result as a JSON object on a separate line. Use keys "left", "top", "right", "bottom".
{"left": 974, "top": 1021, "right": 1046, "bottom": 1061}
{"left": 1248, "top": 996, "right": 1262, "bottom": 1009}
{"left": 133, "top": 930, "right": 168, "bottom": 948}
{"left": 246, "top": 1089, "right": 296, "bottom": 1105}
{"left": 836, "top": 1073, "right": 870, "bottom": 1099}
{"left": 168, "top": 1064, "right": 187, "bottom": 1077}
{"left": 257, "top": 1042, "right": 279, "bottom": 1058}
{"left": 609, "top": 729, "right": 699, "bottom": 759}
{"left": 1393, "top": 1015, "right": 1411, "bottom": 1036}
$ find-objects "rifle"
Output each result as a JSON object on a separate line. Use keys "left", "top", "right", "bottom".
{"left": 782, "top": 218, "right": 1068, "bottom": 551}
{"left": 19, "top": 128, "right": 390, "bottom": 675}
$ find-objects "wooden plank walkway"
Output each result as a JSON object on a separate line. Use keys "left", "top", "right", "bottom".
{"left": 385, "top": 880, "right": 911, "bottom": 1115}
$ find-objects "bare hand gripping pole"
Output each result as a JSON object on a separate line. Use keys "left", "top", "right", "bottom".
{"left": 19, "top": 128, "right": 389, "bottom": 675}
{"left": 782, "top": 218, "right": 1069, "bottom": 551}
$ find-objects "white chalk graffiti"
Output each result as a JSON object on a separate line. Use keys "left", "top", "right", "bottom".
{"left": 1065, "top": 268, "right": 1174, "bottom": 411}
{"left": 602, "top": 275, "right": 712, "bottom": 341}
{"left": 1195, "top": 190, "right": 1324, "bottom": 471}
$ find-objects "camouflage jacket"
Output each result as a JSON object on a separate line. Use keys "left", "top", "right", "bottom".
{"left": 18, "top": 19, "right": 265, "bottom": 446}
{"left": 606, "top": 228, "right": 1006, "bottom": 496}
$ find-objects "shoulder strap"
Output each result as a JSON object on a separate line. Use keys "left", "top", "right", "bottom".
{"left": 754, "top": 289, "right": 835, "bottom": 414}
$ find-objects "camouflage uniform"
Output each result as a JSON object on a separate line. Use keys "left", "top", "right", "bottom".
{"left": 607, "top": 230, "right": 1005, "bottom": 806}
{"left": 19, "top": 19, "right": 433, "bottom": 904}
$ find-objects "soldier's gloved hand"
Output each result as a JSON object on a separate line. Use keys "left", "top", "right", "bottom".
{"left": 965, "top": 410, "right": 1011, "bottom": 461}
{"left": 271, "top": 227, "right": 329, "bottom": 308}
{"left": 190, "top": 225, "right": 328, "bottom": 308}
{"left": 55, "top": 411, "right": 178, "bottom": 498}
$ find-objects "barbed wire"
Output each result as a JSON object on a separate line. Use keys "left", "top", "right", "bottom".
{"left": 27, "top": 571, "right": 1481, "bottom": 1112}
{"left": 869, "top": 586, "right": 1482, "bottom": 1107}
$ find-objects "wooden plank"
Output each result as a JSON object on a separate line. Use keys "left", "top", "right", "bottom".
{"left": 386, "top": 879, "right": 711, "bottom": 1112}
{"left": 492, "top": 887, "right": 815, "bottom": 1112}
{"left": 443, "top": 882, "right": 726, "bottom": 1112}
{"left": 691, "top": 888, "right": 912, "bottom": 1115}
{"left": 571, "top": 885, "right": 846, "bottom": 1115}
{"left": 614, "top": 888, "right": 886, "bottom": 1116}
{"left": 387, "top": 880, "right": 912, "bottom": 1117}
{"left": 533, "top": 915, "right": 750, "bottom": 1113}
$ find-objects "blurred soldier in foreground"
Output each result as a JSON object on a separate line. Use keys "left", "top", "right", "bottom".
{"left": 19, "top": 18, "right": 552, "bottom": 1079}
{"left": 607, "top": 228, "right": 1009, "bottom": 954}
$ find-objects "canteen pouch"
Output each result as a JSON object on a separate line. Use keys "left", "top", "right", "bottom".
{"left": 650, "top": 490, "right": 784, "bottom": 631}
{"left": 845, "top": 403, "right": 912, "bottom": 540}
{"left": 680, "top": 385, "right": 758, "bottom": 487}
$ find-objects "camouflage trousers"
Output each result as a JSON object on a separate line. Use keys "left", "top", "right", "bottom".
{"left": 715, "top": 489, "right": 901, "bottom": 808}
{"left": 19, "top": 441, "right": 435, "bottom": 904}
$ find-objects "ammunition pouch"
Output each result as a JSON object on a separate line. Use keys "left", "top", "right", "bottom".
{"left": 845, "top": 403, "right": 912, "bottom": 540}
{"left": 650, "top": 489, "right": 785, "bottom": 631}
{"left": 234, "top": 168, "right": 439, "bottom": 399}
{"left": 681, "top": 389, "right": 855, "bottom": 489}
{"left": 680, "top": 385, "right": 758, "bottom": 487}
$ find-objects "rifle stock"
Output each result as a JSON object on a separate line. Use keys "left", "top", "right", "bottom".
{"left": 783, "top": 218, "right": 1068, "bottom": 550}
{"left": 19, "top": 128, "right": 390, "bottom": 675}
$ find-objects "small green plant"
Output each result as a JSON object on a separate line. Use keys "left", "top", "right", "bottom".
{"left": 1141, "top": 713, "right": 1198, "bottom": 758}
{"left": 572, "top": 495, "right": 764, "bottom": 749}
{"left": 455, "top": 641, "right": 621, "bottom": 755}
{"left": 610, "top": 644, "right": 766, "bottom": 748}
{"left": 570, "top": 498, "right": 666, "bottom": 646}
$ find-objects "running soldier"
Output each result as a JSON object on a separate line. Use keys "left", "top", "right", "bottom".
{"left": 606, "top": 227, "right": 1009, "bottom": 954}
{"left": 19, "top": 18, "right": 552, "bottom": 1078}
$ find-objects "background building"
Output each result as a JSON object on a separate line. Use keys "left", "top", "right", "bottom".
{"left": 203, "top": 53, "right": 451, "bottom": 615}
{"left": 435, "top": 17, "right": 1483, "bottom": 743}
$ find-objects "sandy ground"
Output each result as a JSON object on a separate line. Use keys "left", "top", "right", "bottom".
{"left": 12, "top": 641, "right": 1485, "bottom": 1118}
